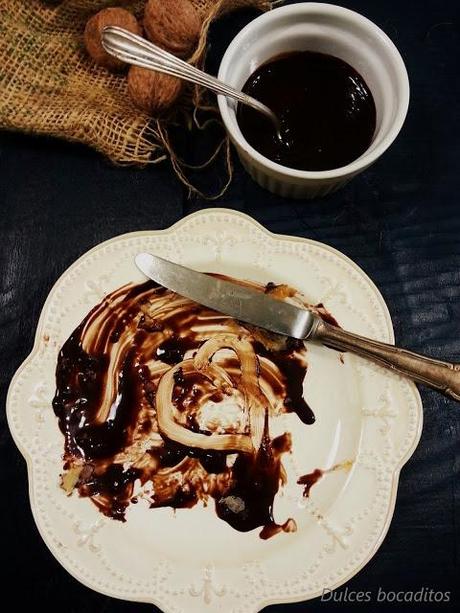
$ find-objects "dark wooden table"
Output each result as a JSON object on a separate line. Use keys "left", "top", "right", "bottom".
{"left": 1, "top": 1, "right": 459, "bottom": 611}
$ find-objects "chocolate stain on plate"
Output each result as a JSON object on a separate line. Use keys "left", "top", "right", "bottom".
{"left": 53, "top": 277, "right": 339, "bottom": 538}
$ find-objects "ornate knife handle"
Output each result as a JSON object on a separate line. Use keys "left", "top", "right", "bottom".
{"left": 312, "top": 320, "right": 460, "bottom": 401}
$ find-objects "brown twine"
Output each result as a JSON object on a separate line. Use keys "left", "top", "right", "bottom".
{"left": 0, "top": 0, "right": 273, "bottom": 198}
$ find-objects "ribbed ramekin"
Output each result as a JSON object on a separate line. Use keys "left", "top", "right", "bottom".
{"left": 217, "top": 3, "right": 409, "bottom": 199}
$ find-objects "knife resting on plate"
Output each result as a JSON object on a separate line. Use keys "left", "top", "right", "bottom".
{"left": 135, "top": 253, "right": 460, "bottom": 401}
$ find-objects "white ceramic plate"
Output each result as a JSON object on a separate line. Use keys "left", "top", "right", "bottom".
{"left": 7, "top": 209, "right": 422, "bottom": 612}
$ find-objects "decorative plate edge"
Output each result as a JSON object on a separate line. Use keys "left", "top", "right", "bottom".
{"left": 6, "top": 208, "right": 424, "bottom": 613}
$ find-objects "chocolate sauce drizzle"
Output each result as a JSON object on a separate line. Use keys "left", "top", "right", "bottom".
{"left": 53, "top": 277, "right": 336, "bottom": 538}
{"left": 297, "top": 469, "right": 324, "bottom": 498}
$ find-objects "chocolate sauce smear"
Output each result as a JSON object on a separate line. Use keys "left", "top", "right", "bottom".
{"left": 54, "top": 277, "right": 337, "bottom": 538}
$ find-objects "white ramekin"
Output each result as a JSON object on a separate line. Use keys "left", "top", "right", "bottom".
{"left": 217, "top": 3, "right": 410, "bottom": 199}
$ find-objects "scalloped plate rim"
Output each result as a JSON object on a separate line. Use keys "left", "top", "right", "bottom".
{"left": 6, "top": 208, "right": 423, "bottom": 612}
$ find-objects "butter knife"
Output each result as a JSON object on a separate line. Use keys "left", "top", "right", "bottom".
{"left": 135, "top": 252, "right": 460, "bottom": 401}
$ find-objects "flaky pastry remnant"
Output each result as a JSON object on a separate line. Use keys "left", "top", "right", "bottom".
{"left": 61, "top": 465, "right": 83, "bottom": 495}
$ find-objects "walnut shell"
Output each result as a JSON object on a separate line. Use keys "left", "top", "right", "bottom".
{"left": 127, "top": 66, "right": 183, "bottom": 116}
{"left": 144, "top": 0, "right": 201, "bottom": 58}
{"left": 84, "top": 8, "right": 141, "bottom": 71}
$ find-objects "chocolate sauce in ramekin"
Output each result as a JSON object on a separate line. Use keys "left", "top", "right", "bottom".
{"left": 238, "top": 51, "right": 376, "bottom": 171}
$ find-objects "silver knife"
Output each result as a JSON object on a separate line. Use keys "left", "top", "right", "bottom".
{"left": 135, "top": 252, "right": 460, "bottom": 401}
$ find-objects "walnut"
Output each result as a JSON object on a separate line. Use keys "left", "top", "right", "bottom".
{"left": 84, "top": 7, "right": 141, "bottom": 71}
{"left": 127, "top": 66, "right": 183, "bottom": 116}
{"left": 143, "top": 0, "right": 202, "bottom": 58}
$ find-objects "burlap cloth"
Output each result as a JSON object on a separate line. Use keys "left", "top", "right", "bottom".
{"left": 0, "top": 0, "right": 273, "bottom": 197}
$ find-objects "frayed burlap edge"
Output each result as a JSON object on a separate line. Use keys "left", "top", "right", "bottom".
{"left": 0, "top": 0, "right": 277, "bottom": 198}
{"left": 154, "top": 0, "right": 277, "bottom": 199}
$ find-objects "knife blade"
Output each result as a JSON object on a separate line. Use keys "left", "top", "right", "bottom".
{"left": 134, "top": 253, "right": 460, "bottom": 402}
{"left": 135, "top": 253, "right": 316, "bottom": 340}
